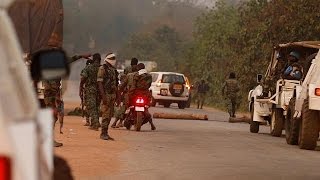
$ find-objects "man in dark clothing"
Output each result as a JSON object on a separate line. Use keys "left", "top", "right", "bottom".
{"left": 196, "top": 80, "right": 209, "bottom": 109}
{"left": 124, "top": 57, "right": 138, "bottom": 75}
{"left": 222, "top": 72, "right": 240, "bottom": 117}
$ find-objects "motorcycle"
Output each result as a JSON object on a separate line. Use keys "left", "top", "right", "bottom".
{"left": 124, "top": 95, "right": 152, "bottom": 131}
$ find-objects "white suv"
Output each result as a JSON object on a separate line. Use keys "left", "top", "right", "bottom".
{"left": 149, "top": 72, "right": 190, "bottom": 109}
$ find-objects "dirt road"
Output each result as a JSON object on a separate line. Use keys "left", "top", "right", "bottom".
{"left": 56, "top": 102, "right": 320, "bottom": 180}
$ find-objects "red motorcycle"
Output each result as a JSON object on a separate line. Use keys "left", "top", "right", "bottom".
{"left": 124, "top": 95, "right": 154, "bottom": 131}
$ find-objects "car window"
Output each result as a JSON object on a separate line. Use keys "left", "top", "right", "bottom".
{"left": 151, "top": 73, "right": 159, "bottom": 82}
{"left": 162, "top": 74, "right": 185, "bottom": 83}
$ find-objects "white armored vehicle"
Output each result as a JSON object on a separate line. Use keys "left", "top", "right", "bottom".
{"left": 248, "top": 42, "right": 320, "bottom": 142}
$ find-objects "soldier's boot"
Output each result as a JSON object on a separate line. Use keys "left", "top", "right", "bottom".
{"left": 148, "top": 118, "right": 156, "bottom": 131}
{"left": 54, "top": 140, "right": 63, "bottom": 147}
{"left": 84, "top": 118, "right": 90, "bottom": 126}
{"left": 100, "top": 129, "right": 114, "bottom": 140}
{"left": 151, "top": 123, "right": 156, "bottom": 131}
{"left": 88, "top": 124, "right": 99, "bottom": 131}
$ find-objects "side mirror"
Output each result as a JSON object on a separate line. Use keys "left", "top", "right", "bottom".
{"left": 31, "top": 49, "right": 70, "bottom": 80}
{"left": 257, "top": 74, "right": 263, "bottom": 83}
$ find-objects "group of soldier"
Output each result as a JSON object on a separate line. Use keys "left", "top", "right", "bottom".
{"left": 79, "top": 53, "right": 156, "bottom": 141}
{"left": 41, "top": 51, "right": 242, "bottom": 147}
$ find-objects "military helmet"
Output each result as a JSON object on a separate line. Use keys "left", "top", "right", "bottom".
{"left": 289, "top": 51, "right": 301, "bottom": 60}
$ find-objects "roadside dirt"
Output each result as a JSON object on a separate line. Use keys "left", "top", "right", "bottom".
{"left": 54, "top": 101, "right": 128, "bottom": 179}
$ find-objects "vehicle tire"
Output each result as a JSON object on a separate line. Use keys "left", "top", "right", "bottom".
{"left": 186, "top": 96, "right": 191, "bottom": 108}
{"left": 164, "top": 102, "right": 171, "bottom": 108}
{"left": 285, "top": 98, "right": 300, "bottom": 145}
{"left": 250, "top": 105, "right": 259, "bottom": 133}
{"left": 150, "top": 96, "right": 156, "bottom": 107}
{"left": 53, "top": 155, "right": 74, "bottom": 180}
{"left": 298, "top": 99, "right": 319, "bottom": 150}
{"left": 270, "top": 108, "right": 284, "bottom": 137}
{"left": 124, "top": 120, "right": 131, "bottom": 130}
{"left": 169, "top": 82, "right": 184, "bottom": 97}
{"left": 135, "top": 112, "right": 143, "bottom": 131}
{"left": 178, "top": 102, "right": 186, "bottom": 109}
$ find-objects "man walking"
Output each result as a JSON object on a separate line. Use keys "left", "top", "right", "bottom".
{"left": 222, "top": 72, "right": 240, "bottom": 118}
{"left": 196, "top": 80, "right": 209, "bottom": 109}
{"left": 97, "top": 53, "right": 119, "bottom": 140}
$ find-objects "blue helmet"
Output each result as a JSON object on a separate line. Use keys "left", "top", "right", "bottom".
{"left": 289, "top": 51, "right": 301, "bottom": 60}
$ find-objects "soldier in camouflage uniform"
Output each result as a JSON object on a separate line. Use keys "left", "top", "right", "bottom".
{"left": 80, "top": 54, "right": 101, "bottom": 131}
{"left": 119, "top": 66, "right": 139, "bottom": 110}
{"left": 43, "top": 79, "right": 63, "bottom": 147}
{"left": 196, "top": 80, "right": 209, "bottom": 109}
{"left": 97, "top": 53, "right": 119, "bottom": 140}
{"left": 80, "top": 59, "right": 93, "bottom": 126}
{"left": 44, "top": 54, "right": 90, "bottom": 147}
{"left": 124, "top": 57, "right": 138, "bottom": 75}
{"left": 222, "top": 72, "right": 240, "bottom": 118}
{"left": 134, "top": 63, "right": 156, "bottom": 130}
{"left": 111, "top": 74, "right": 127, "bottom": 128}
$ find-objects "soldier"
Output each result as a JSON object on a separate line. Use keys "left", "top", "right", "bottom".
{"left": 43, "top": 53, "right": 90, "bottom": 147}
{"left": 196, "top": 80, "right": 209, "bottom": 109}
{"left": 111, "top": 74, "right": 127, "bottom": 128}
{"left": 124, "top": 57, "right": 138, "bottom": 75}
{"left": 80, "top": 53, "right": 101, "bottom": 131}
{"left": 80, "top": 59, "right": 93, "bottom": 126}
{"left": 43, "top": 79, "right": 63, "bottom": 147}
{"left": 222, "top": 72, "right": 240, "bottom": 118}
{"left": 134, "top": 63, "right": 156, "bottom": 130}
{"left": 119, "top": 61, "right": 139, "bottom": 112}
{"left": 97, "top": 53, "right": 119, "bottom": 140}
{"left": 283, "top": 51, "right": 303, "bottom": 80}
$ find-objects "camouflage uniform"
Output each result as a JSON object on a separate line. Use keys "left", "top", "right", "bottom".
{"left": 135, "top": 71, "right": 156, "bottom": 130}
{"left": 97, "top": 62, "right": 119, "bottom": 136}
{"left": 81, "top": 63, "right": 100, "bottom": 129}
{"left": 124, "top": 66, "right": 133, "bottom": 75}
{"left": 80, "top": 68, "right": 91, "bottom": 125}
{"left": 119, "top": 72, "right": 140, "bottom": 108}
{"left": 111, "top": 74, "right": 127, "bottom": 128}
{"left": 55, "top": 93, "right": 64, "bottom": 134}
{"left": 43, "top": 55, "right": 83, "bottom": 147}
{"left": 222, "top": 79, "right": 240, "bottom": 117}
{"left": 196, "top": 81, "right": 209, "bottom": 109}
{"left": 43, "top": 79, "right": 61, "bottom": 124}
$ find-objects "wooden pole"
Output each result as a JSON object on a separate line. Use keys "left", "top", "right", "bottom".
{"left": 153, "top": 112, "right": 208, "bottom": 120}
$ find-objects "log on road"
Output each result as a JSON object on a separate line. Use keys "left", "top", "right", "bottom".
{"left": 228, "top": 116, "right": 250, "bottom": 123}
{"left": 153, "top": 112, "right": 208, "bottom": 120}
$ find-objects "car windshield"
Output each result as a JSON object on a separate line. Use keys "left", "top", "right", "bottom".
{"left": 151, "top": 73, "right": 159, "bottom": 82}
{"left": 162, "top": 74, "right": 185, "bottom": 83}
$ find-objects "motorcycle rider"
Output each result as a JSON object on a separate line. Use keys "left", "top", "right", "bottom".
{"left": 135, "top": 63, "right": 156, "bottom": 130}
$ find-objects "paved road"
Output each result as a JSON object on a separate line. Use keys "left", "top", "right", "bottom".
{"left": 73, "top": 105, "right": 320, "bottom": 180}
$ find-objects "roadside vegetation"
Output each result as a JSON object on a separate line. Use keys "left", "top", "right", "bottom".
{"left": 65, "top": 0, "right": 320, "bottom": 110}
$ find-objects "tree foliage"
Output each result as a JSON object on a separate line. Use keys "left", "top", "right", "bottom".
{"left": 119, "top": 25, "right": 187, "bottom": 71}
{"left": 188, "top": 0, "right": 320, "bottom": 109}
